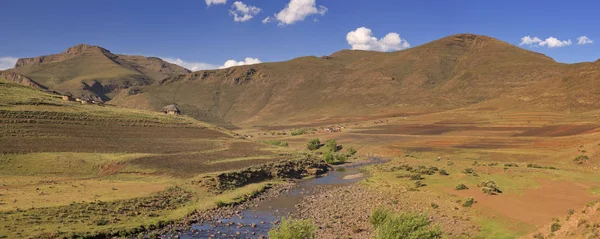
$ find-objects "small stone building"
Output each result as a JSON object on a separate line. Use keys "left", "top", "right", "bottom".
{"left": 162, "top": 104, "right": 181, "bottom": 115}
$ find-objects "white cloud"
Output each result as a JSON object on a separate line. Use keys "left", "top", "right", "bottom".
{"left": 220, "top": 57, "right": 262, "bottom": 69}
{"left": 262, "top": 16, "right": 272, "bottom": 24}
{"left": 519, "top": 35, "right": 572, "bottom": 48}
{"left": 163, "top": 57, "right": 262, "bottom": 71}
{"left": 163, "top": 58, "right": 219, "bottom": 71}
{"left": 346, "top": 27, "right": 410, "bottom": 52}
{"left": 275, "top": 0, "right": 327, "bottom": 25}
{"left": 0, "top": 57, "right": 18, "bottom": 70}
{"left": 206, "top": 0, "right": 227, "bottom": 6}
{"left": 229, "top": 1, "right": 261, "bottom": 22}
{"left": 577, "top": 36, "right": 593, "bottom": 45}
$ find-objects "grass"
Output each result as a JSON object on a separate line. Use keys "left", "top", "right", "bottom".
{"left": 0, "top": 80, "right": 301, "bottom": 238}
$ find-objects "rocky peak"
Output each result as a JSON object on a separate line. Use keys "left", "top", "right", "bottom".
{"left": 15, "top": 44, "right": 110, "bottom": 68}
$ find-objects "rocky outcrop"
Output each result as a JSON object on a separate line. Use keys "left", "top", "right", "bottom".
{"left": 194, "top": 156, "right": 330, "bottom": 191}
{"left": 15, "top": 44, "right": 109, "bottom": 68}
{"left": 0, "top": 69, "right": 47, "bottom": 90}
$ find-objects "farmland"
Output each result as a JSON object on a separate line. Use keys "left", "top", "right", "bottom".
{"left": 0, "top": 79, "right": 300, "bottom": 238}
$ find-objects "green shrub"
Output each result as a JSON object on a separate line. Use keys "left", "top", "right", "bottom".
{"left": 372, "top": 211, "right": 442, "bottom": 239}
{"left": 291, "top": 128, "right": 308, "bottom": 136}
{"left": 439, "top": 169, "right": 449, "bottom": 176}
{"left": 307, "top": 138, "right": 321, "bottom": 150}
{"left": 370, "top": 207, "right": 392, "bottom": 228}
{"left": 414, "top": 181, "right": 426, "bottom": 188}
{"left": 409, "top": 174, "right": 424, "bottom": 180}
{"left": 462, "top": 168, "right": 477, "bottom": 176}
{"left": 504, "top": 163, "right": 518, "bottom": 167}
{"left": 268, "top": 218, "right": 316, "bottom": 239}
{"left": 334, "top": 153, "right": 347, "bottom": 164}
{"left": 574, "top": 155, "right": 589, "bottom": 165}
{"left": 550, "top": 222, "right": 561, "bottom": 232}
{"left": 347, "top": 147, "right": 357, "bottom": 156}
{"left": 263, "top": 140, "right": 289, "bottom": 147}
{"left": 325, "top": 139, "right": 338, "bottom": 152}
{"left": 462, "top": 197, "right": 475, "bottom": 207}
{"left": 533, "top": 232, "right": 545, "bottom": 239}
{"left": 430, "top": 203, "right": 439, "bottom": 209}
{"left": 455, "top": 183, "right": 468, "bottom": 190}
{"left": 323, "top": 151, "right": 335, "bottom": 164}
{"left": 478, "top": 180, "right": 502, "bottom": 195}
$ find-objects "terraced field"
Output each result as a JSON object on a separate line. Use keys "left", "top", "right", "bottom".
{"left": 0, "top": 79, "right": 299, "bottom": 238}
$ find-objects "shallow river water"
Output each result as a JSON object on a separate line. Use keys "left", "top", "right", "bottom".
{"left": 168, "top": 157, "right": 386, "bottom": 238}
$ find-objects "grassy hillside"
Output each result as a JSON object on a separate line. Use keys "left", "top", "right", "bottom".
{"left": 11, "top": 44, "right": 189, "bottom": 101}
{"left": 0, "top": 79, "right": 298, "bottom": 238}
{"left": 111, "top": 34, "right": 600, "bottom": 127}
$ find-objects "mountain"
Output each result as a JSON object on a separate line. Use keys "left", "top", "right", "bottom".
{"left": 7, "top": 34, "right": 600, "bottom": 127}
{"left": 5, "top": 44, "right": 189, "bottom": 100}
{"left": 111, "top": 34, "right": 600, "bottom": 127}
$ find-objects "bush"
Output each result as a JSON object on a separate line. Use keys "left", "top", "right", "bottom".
{"left": 409, "top": 174, "right": 424, "bottom": 180}
{"left": 334, "top": 153, "right": 347, "bottom": 164}
{"left": 574, "top": 155, "right": 589, "bottom": 165}
{"left": 462, "top": 168, "right": 478, "bottom": 176}
{"left": 414, "top": 181, "right": 426, "bottom": 188}
{"left": 550, "top": 222, "right": 561, "bottom": 232}
{"left": 263, "top": 140, "right": 289, "bottom": 147}
{"left": 269, "top": 218, "right": 316, "bottom": 239}
{"left": 347, "top": 147, "right": 357, "bottom": 156}
{"left": 323, "top": 151, "right": 335, "bottom": 164}
{"left": 455, "top": 183, "right": 468, "bottom": 190}
{"left": 430, "top": 203, "right": 439, "bottom": 209}
{"left": 462, "top": 197, "right": 475, "bottom": 207}
{"left": 439, "top": 169, "right": 449, "bottom": 176}
{"left": 291, "top": 128, "right": 307, "bottom": 136}
{"left": 504, "top": 163, "right": 518, "bottom": 167}
{"left": 307, "top": 138, "right": 321, "bottom": 151}
{"left": 325, "top": 139, "right": 338, "bottom": 152}
{"left": 478, "top": 180, "right": 502, "bottom": 195}
{"left": 370, "top": 207, "right": 392, "bottom": 228}
{"left": 371, "top": 210, "right": 442, "bottom": 239}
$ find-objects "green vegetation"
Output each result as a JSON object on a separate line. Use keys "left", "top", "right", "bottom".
{"left": 550, "top": 218, "right": 561, "bottom": 232}
{"left": 346, "top": 147, "right": 357, "bottom": 156}
{"left": 462, "top": 197, "right": 475, "bottom": 207}
{"left": 462, "top": 168, "right": 478, "bottom": 176}
{"left": 439, "top": 169, "right": 449, "bottom": 176}
{"left": 325, "top": 139, "right": 338, "bottom": 152}
{"left": 262, "top": 140, "right": 289, "bottom": 147}
{"left": 369, "top": 207, "right": 442, "bottom": 239}
{"left": 307, "top": 138, "right": 321, "bottom": 150}
{"left": 574, "top": 155, "right": 589, "bottom": 164}
{"left": 479, "top": 180, "right": 502, "bottom": 195}
{"left": 455, "top": 183, "right": 469, "bottom": 190}
{"left": 527, "top": 163, "right": 558, "bottom": 170}
{"left": 268, "top": 218, "right": 316, "bottom": 239}
{"left": 291, "top": 128, "right": 308, "bottom": 136}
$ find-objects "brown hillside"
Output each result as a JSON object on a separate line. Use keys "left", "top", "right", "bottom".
{"left": 112, "top": 34, "right": 595, "bottom": 127}
{"left": 11, "top": 44, "right": 189, "bottom": 100}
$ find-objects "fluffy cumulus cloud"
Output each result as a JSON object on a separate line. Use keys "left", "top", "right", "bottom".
{"left": 275, "top": 0, "right": 327, "bottom": 25}
{"left": 229, "top": 1, "right": 261, "bottom": 22}
{"left": 163, "top": 58, "right": 219, "bottom": 71}
{"left": 206, "top": 0, "right": 227, "bottom": 6}
{"left": 220, "top": 57, "right": 261, "bottom": 69}
{"left": 519, "top": 36, "right": 572, "bottom": 48}
{"left": 346, "top": 27, "right": 410, "bottom": 52}
{"left": 0, "top": 57, "right": 18, "bottom": 70}
{"left": 577, "top": 36, "right": 593, "bottom": 45}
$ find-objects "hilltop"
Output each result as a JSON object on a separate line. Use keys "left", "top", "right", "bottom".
{"left": 1, "top": 44, "right": 189, "bottom": 101}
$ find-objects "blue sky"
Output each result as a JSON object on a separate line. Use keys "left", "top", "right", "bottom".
{"left": 0, "top": 0, "right": 598, "bottom": 70}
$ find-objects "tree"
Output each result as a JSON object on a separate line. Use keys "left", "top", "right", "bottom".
{"left": 325, "top": 139, "right": 337, "bottom": 152}
{"left": 307, "top": 138, "right": 321, "bottom": 150}
{"left": 323, "top": 151, "right": 335, "bottom": 164}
